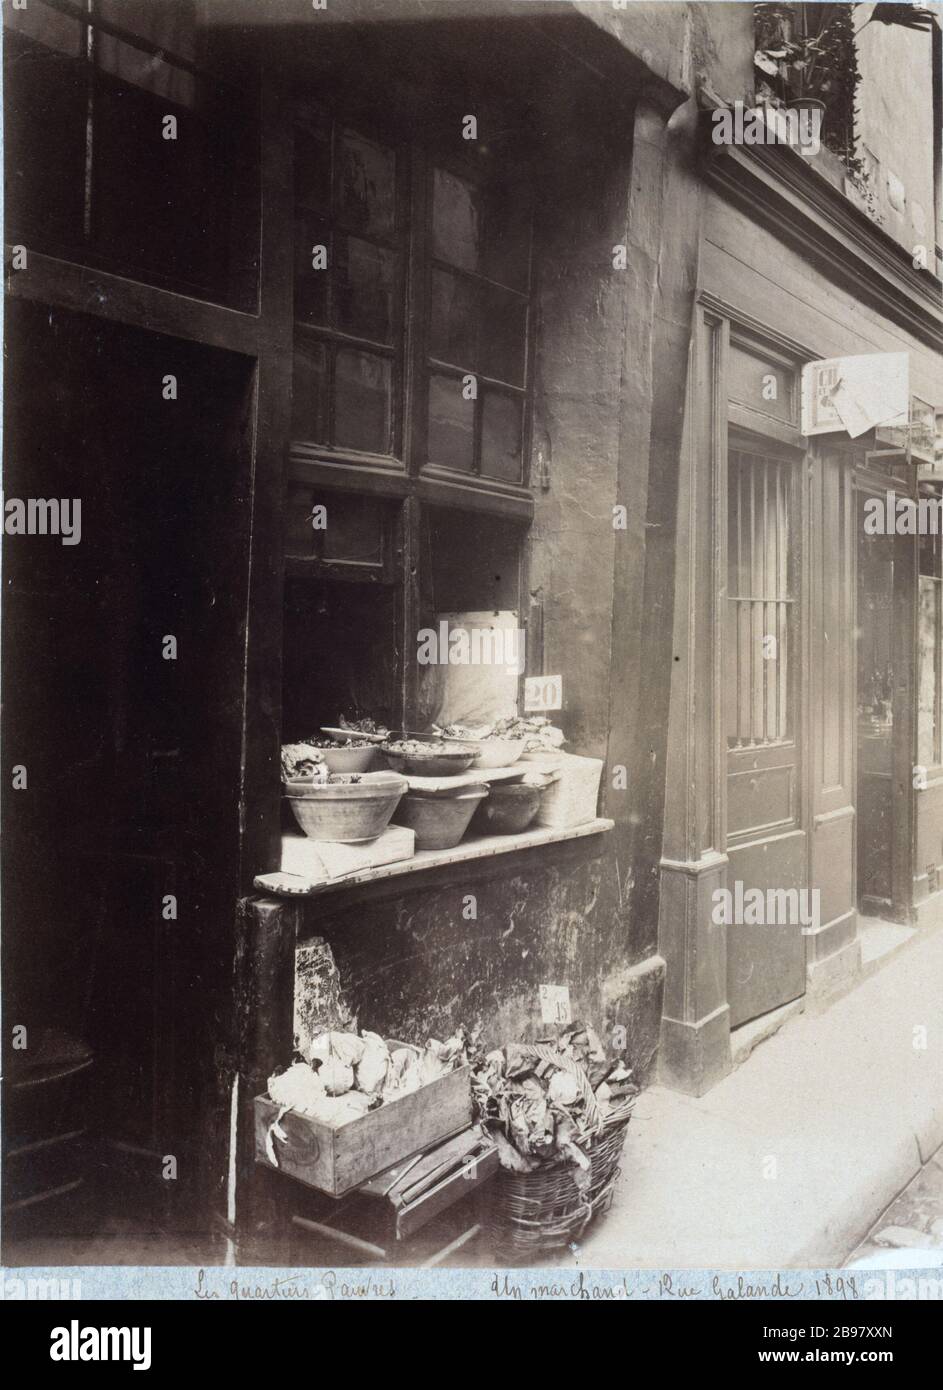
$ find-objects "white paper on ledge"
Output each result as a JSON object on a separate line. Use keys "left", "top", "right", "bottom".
{"left": 277, "top": 825, "right": 416, "bottom": 885}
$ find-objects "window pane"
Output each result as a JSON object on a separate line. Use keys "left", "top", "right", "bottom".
{"left": 727, "top": 344, "right": 794, "bottom": 424}
{"left": 334, "top": 349, "right": 391, "bottom": 454}
{"left": 3, "top": 0, "right": 82, "bottom": 55}
{"left": 726, "top": 451, "right": 792, "bottom": 748}
{"left": 294, "top": 215, "right": 331, "bottom": 326}
{"left": 96, "top": 35, "right": 196, "bottom": 106}
{"left": 92, "top": 81, "right": 214, "bottom": 286}
{"left": 338, "top": 131, "right": 395, "bottom": 237}
{"left": 321, "top": 495, "right": 385, "bottom": 565}
{"left": 481, "top": 391, "right": 523, "bottom": 482}
{"left": 95, "top": 0, "right": 198, "bottom": 103}
{"left": 291, "top": 340, "right": 328, "bottom": 443}
{"left": 433, "top": 165, "right": 531, "bottom": 291}
{"left": 483, "top": 184, "right": 531, "bottom": 290}
{"left": 432, "top": 168, "right": 480, "bottom": 273}
{"left": 919, "top": 526, "right": 942, "bottom": 579}
{"left": 430, "top": 273, "right": 525, "bottom": 384}
{"left": 427, "top": 374, "right": 474, "bottom": 472}
{"left": 3, "top": 32, "right": 87, "bottom": 246}
{"left": 96, "top": 0, "right": 197, "bottom": 54}
{"left": 429, "top": 269, "right": 478, "bottom": 369}
{"left": 295, "top": 111, "right": 332, "bottom": 212}
{"left": 479, "top": 285, "right": 527, "bottom": 386}
{"left": 336, "top": 236, "right": 395, "bottom": 343}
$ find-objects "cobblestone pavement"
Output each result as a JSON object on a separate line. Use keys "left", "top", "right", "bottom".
{"left": 845, "top": 1146, "right": 943, "bottom": 1265}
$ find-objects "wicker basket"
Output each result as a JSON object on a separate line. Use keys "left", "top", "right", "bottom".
{"left": 483, "top": 1102, "right": 633, "bottom": 1263}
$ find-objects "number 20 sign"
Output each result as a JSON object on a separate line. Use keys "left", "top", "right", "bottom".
{"left": 524, "top": 674, "right": 562, "bottom": 713}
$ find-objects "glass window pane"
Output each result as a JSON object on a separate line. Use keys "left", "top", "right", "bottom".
{"left": 483, "top": 182, "right": 531, "bottom": 290}
{"left": 295, "top": 111, "right": 332, "bottom": 212}
{"left": 96, "top": 0, "right": 197, "bottom": 55}
{"left": 321, "top": 495, "right": 385, "bottom": 565}
{"left": 3, "top": 32, "right": 87, "bottom": 246}
{"left": 3, "top": 0, "right": 82, "bottom": 55}
{"left": 336, "top": 236, "right": 395, "bottom": 343}
{"left": 429, "top": 269, "right": 478, "bottom": 370}
{"left": 294, "top": 216, "right": 331, "bottom": 326}
{"left": 291, "top": 340, "right": 328, "bottom": 444}
{"left": 432, "top": 168, "right": 480, "bottom": 273}
{"left": 480, "top": 285, "right": 527, "bottom": 386}
{"left": 334, "top": 349, "right": 391, "bottom": 454}
{"left": 481, "top": 391, "right": 522, "bottom": 483}
{"left": 96, "top": 35, "right": 196, "bottom": 106}
{"left": 338, "top": 131, "right": 395, "bottom": 237}
{"left": 428, "top": 374, "right": 474, "bottom": 472}
{"left": 92, "top": 81, "right": 212, "bottom": 284}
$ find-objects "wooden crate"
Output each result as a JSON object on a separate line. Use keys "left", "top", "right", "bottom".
{"left": 254, "top": 1059, "right": 473, "bottom": 1197}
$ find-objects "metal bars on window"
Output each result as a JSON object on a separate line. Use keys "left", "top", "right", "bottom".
{"left": 726, "top": 449, "right": 794, "bottom": 749}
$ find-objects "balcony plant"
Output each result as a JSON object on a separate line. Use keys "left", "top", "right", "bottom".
{"left": 754, "top": 3, "right": 938, "bottom": 179}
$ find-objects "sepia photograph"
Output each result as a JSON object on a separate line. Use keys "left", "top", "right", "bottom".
{"left": 1, "top": 0, "right": 942, "bottom": 1347}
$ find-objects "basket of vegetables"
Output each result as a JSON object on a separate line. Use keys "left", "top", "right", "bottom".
{"left": 472, "top": 1022, "right": 637, "bottom": 1262}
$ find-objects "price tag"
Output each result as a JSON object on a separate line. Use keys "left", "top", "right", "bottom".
{"left": 539, "top": 984, "right": 572, "bottom": 1025}
{"left": 524, "top": 674, "right": 562, "bottom": 713}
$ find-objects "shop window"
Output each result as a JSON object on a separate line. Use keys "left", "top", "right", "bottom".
{"left": 285, "top": 88, "right": 534, "bottom": 746}
{"left": 292, "top": 105, "right": 402, "bottom": 456}
{"left": 3, "top": 0, "right": 257, "bottom": 307}
{"left": 918, "top": 520, "right": 943, "bottom": 767}
{"left": 280, "top": 490, "right": 528, "bottom": 737}
{"left": 726, "top": 448, "right": 794, "bottom": 749}
{"left": 291, "top": 99, "right": 533, "bottom": 486}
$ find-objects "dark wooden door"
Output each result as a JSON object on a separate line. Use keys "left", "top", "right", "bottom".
{"left": 855, "top": 483, "right": 915, "bottom": 920}
{"left": 725, "top": 443, "right": 807, "bottom": 1026}
{"left": 2, "top": 301, "right": 253, "bottom": 1231}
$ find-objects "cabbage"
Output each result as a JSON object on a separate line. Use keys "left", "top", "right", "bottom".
{"left": 355, "top": 1032, "right": 390, "bottom": 1095}
{"left": 318, "top": 1057, "right": 354, "bottom": 1096}
{"left": 308, "top": 1031, "right": 366, "bottom": 1068}
{"left": 267, "top": 1062, "right": 325, "bottom": 1116}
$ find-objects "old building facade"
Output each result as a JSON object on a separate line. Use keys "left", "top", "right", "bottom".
{"left": 3, "top": 1, "right": 941, "bottom": 1252}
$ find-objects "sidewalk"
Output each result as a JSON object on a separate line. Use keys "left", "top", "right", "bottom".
{"left": 579, "top": 923, "right": 943, "bottom": 1270}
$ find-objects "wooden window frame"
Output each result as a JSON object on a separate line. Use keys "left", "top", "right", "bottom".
{"left": 3, "top": 0, "right": 255, "bottom": 307}
{"left": 285, "top": 88, "right": 538, "bottom": 732}
{"left": 288, "top": 95, "right": 537, "bottom": 520}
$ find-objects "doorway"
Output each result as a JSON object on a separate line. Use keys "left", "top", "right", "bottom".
{"left": 855, "top": 482, "right": 914, "bottom": 922}
{"left": 724, "top": 440, "right": 807, "bottom": 1027}
{"left": 2, "top": 300, "right": 254, "bottom": 1244}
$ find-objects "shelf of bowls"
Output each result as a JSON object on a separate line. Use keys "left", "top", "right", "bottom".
{"left": 270, "top": 717, "right": 573, "bottom": 890}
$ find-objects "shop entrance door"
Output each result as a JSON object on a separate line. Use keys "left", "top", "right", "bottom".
{"left": 856, "top": 485, "right": 914, "bottom": 920}
{"left": 725, "top": 441, "right": 807, "bottom": 1026}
